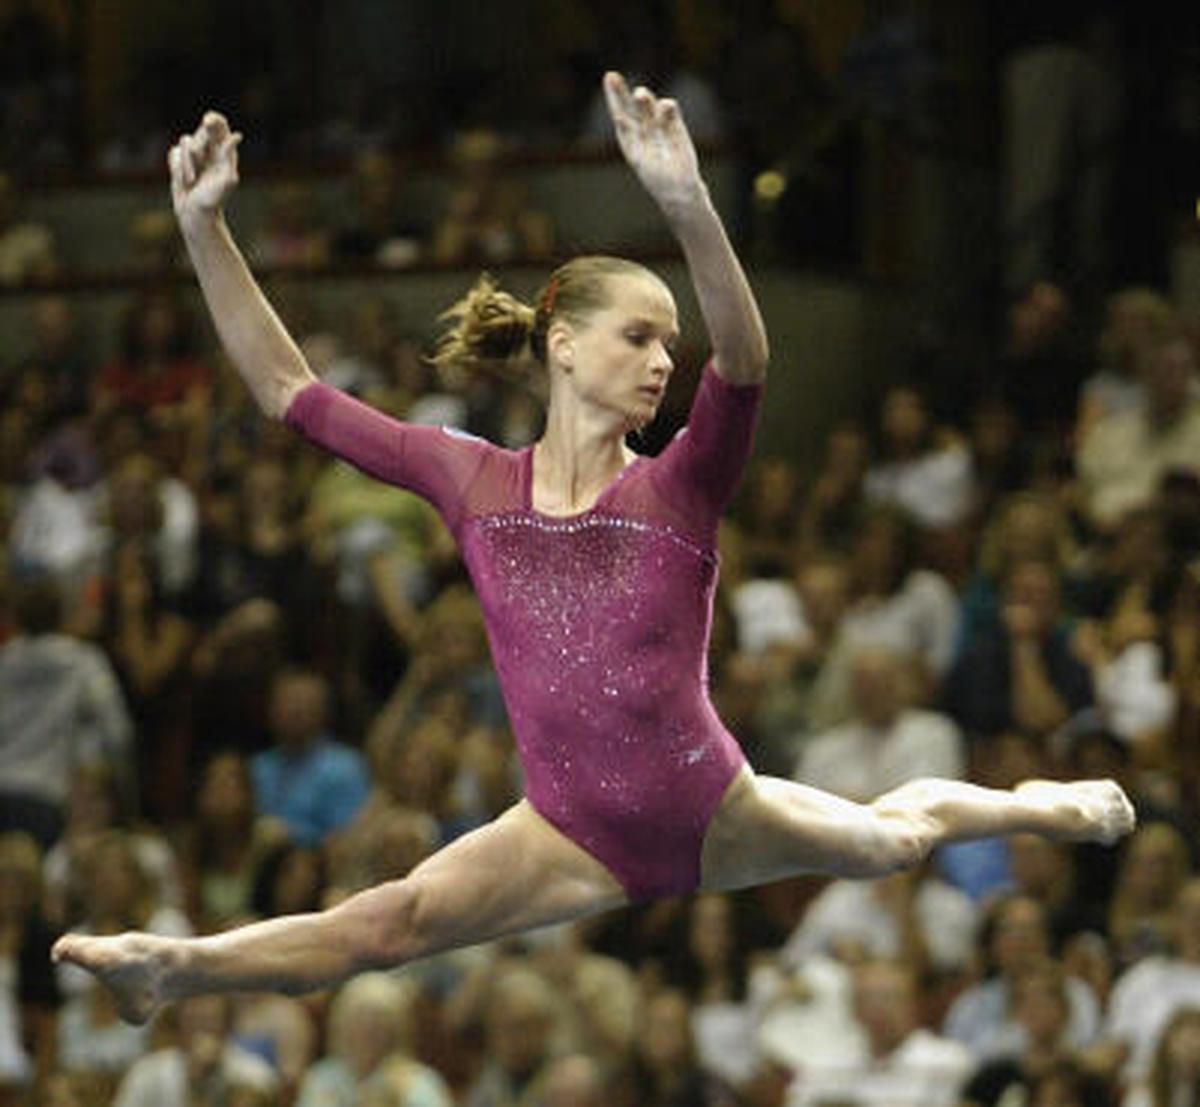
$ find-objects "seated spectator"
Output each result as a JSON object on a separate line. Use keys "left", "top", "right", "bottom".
{"left": 0, "top": 576, "right": 134, "bottom": 849}
{"left": 966, "top": 393, "right": 1034, "bottom": 522}
{"left": 112, "top": 994, "right": 277, "bottom": 1107}
{"left": 296, "top": 973, "right": 451, "bottom": 1107}
{"left": 1005, "top": 833, "right": 1105, "bottom": 951}
{"left": 0, "top": 171, "right": 56, "bottom": 286}
{"left": 0, "top": 832, "right": 59, "bottom": 1096}
{"left": 464, "top": 966, "right": 567, "bottom": 1107}
{"left": 784, "top": 957, "right": 973, "bottom": 1106}
{"left": 864, "top": 383, "right": 976, "bottom": 531}
{"left": 1106, "top": 823, "right": 1191, "bottom": 972}
{"left": 961, "top": 960, "right": 1113, "bottom": 1107}
{"left": 944, "top": 894, "right": 1101, "bottom": 1062}
{"left": 431, "top": 128, "right": 555, "bottom": 265}
{"left": 796, "top": 644, "right": 964, "bottom": 801}
{"left": 619, "top": 987, "right": 738, "bottom": 1107}
{"left": 250, "top": 668, "right": 368, "bottom": 847}
{"left": 733, "top": 457, "right": 805, "bottom": 579}
{"left": 177, "top": 750, "right": 288, "bottom": 931}
{"left": 43, "top": 761, "right": 182, "bottom": 929}
{"left": 797, "top": 419, "right": 869, "bottom": 557}
{"left": 1076, "top": 326, "right": 1200, "bottom": 533}
{"left": 21, "top": 294, "right": 93, "bottom": 421}
{"left": 944, "top": 557, "right": 1094, "bottom": 742}
{"left": 1123, "top": 1007, "right": 1200, "bottom": 1107}
{"left": 1076, "top": 287, "right": 1178, "bottom": 444}
{"left": 782, "top": 861, "right": 978, "bottom": 980}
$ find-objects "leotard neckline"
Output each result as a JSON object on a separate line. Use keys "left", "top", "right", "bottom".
{"left": 522, "top": 444, "right": 644, "bottom": 521}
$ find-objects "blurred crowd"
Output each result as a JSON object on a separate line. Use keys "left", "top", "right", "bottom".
{"left": 2, "top": 4, "right": 1200, "bottom": 1107}
{"left": 2, "top": 211, "right": 1200, "bottom": 1107}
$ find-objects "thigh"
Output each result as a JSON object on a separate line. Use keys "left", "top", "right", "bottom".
{"left": 698, "top": 769, "right": 890, "bottom": 892}
{"left": 403, "top": 800, "right": 630, "bottom": 956}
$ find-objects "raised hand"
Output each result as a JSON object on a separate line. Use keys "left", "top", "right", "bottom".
{"left": 168, "top": 111, "right": 243, "bottom": 225}
{"left": 602, "top": 71, "right": 704, "bottom": 214}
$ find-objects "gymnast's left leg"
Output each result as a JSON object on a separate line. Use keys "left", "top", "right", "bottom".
{"left": 699, "top": 769, "right": 1135, "bottom": 893}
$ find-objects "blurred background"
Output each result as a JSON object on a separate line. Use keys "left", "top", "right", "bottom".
{"left": 2, "top": 2, "right": 1200, "bottom": 1106}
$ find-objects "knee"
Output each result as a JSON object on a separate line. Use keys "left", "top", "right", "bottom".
{"left": 339, "top": 878, "right": 435, "bottom": 971}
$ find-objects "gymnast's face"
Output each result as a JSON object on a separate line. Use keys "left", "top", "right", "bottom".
{"left": 550, "top": 273, "right": 678, "bottom": 432}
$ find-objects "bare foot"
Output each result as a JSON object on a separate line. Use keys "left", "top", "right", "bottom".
{"left": 52, "top": 932, "right": 174, "bottom": 1024}
{"left": 1016, "top": 779, "right": 1137, "bottom": 845}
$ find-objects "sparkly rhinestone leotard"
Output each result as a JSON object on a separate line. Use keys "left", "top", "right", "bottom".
{"left": 285, "top": 364, "right": 763, "bottom": 901}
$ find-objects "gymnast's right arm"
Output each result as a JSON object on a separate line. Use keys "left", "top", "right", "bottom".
{"left": 170, "top": 113, "right": 482, "bottom": 524}
{"left": 170, "top": 112, "right": 316, "bottom": 419}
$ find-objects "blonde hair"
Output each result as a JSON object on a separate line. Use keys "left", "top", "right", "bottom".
{"left": 327, "top": 972, "right": 417, "bottom": 1061}
{"left": 431, "top": 256, "right": 661, "bottom": 377}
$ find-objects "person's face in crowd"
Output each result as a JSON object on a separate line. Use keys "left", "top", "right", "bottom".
{"left": 640, "top": 990, "right": 693, "bottom": 1074}
{"left": 31, "top": 294, "right": 74, "bottom": 356}
{"left": 688, "top": 894, "right": 734, "bottom": 971}
{"left": 109, "top": 457, "right": 161, "bottom": 537}
{"left": 487, "top": 986, "right": 554, "bottom": 1079}
{"left": 550, "top": 273, "right": 677, "bottom": 434}
{"left": 1003, "top": 561, "right": 1059, "bottom": 637}
{"left": 1123, "top": 828, "right": 1185, "bottom": 909}
{"left": 998, "top": 499, "right": 1057, "bottom": 566}
{"left": 1008, "top": 834, "right": 1066, "bottom": 899}
{"left": 534, "top": 1054, "right": 605, "bottom": 1107}
{"left": 880, "top": 387, "right": 928, "bottom": 456}
{"left": 268, "top": 673, "right": 328, "bottom": 751}
{"left": 340, "top": 1000, "right": 396, "bottom": 1079}
{"left": 1107, "top": 509, "right": 1168, "bottom": 577}
{"left": 749, "top": 459, "right": 799, "bottom": 527}
{"left": 849, "top": 649, "right": 906, "bottom": 727}
{"left": 970, "top": 398, "right": 1019, "bottom": 468}
{"left": 851, "top": 516, "right": 903, "bottom": 594}
{"left": 824, "top": 422, "right": 868, "bottom": 483}
{"left": 387, "top": 721, "right": 456, "bottom": 809}
{"left": 795, "top": 560, "right": 850, "bottom": 638}
{"left": 241, "top": 459, "right": 289, "bottom": 524}
{"left": 853, "top": 962, "right": 917, "bottom": 1056}
{"left": 1012, "top": 970, "right": 1069, "bottom": 1048}
{"left": 992, "top": 898, "right": 1049, "bottom": 976}
{"left": 197, "top": 753, "right": 254, "bottom": 831}
{"left": 138, "top": 296, "right": 180, "bottom": 360}
{"left": 1009, "top": 281, "right": 1068, "bottom": 355}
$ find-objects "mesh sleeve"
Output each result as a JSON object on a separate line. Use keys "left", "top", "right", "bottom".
{"left": 283, "top": 382, "right": 491, "bottom": 532}
{"left": 652, "top": 361, "right": 764, "bottom": 528}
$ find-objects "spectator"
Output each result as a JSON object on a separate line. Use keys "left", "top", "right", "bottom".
{"left": 864, "top": 384, "right": 976, "bottom": 531}
{"left": 248, "top": 181, "right": 330, "bottom": 270}
{"left": 0, "top": 576, "right": 134, "bottom": 849}
{"left": 1076, "top": 327, "right": 1200, "bottom": 533}
{"left": 113, "top": 994, "right": 277, "bottom": 1107}
{"left": 944, "top": 894, "right": 1101, "bottom": 1062}
{"left": 945, "top": 557, "right": 1094, "bottom": 741}
{"left": 797, "top": 419, "right": 869, "bottom": 557}
{"left": 1106, "top": 823, "right": 1191, "bottom": 972}
{"left": 1124, "top": 1007, "right": 1200, "bottom": 1107}
{"left": 797, "top": 644, "right": 964, "bottom": 801}
{"left": 250, "top": 668, "right": 369, "bottom": 847}
{"left": 331, "top": 148, "right": 425, "bottom": 267}
{"left": 296, "top": 973, "right": 451, "bottom": 1107}
{"left": 784, "top": 957, "right": 973, "bottom": 1106}
{"left": 961, "top": 960, "right": 1113, "bottom": 1107}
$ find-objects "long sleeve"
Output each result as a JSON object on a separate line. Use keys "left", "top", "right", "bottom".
{"left": 284, "top": 382, "right": 494, "bottom": 533}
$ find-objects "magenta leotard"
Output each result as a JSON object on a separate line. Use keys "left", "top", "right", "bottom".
{"left": 284, "top": 364, "right": 763, "bottom": 901}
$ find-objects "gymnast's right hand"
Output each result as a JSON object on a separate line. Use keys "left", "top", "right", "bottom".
{"left": 168, "top": 111, "right": 243, "bottom": 225}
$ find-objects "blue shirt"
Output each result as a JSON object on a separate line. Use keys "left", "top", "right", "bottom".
{"left": 251, "top": 739, "right": 369, "bottom": 845}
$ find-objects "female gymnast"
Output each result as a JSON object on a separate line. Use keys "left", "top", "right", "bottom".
{"left": 54, "top": 72, "right": 1135, "bottom": 1024}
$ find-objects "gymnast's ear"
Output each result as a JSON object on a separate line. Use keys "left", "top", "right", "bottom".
{"left": 546, "top": 319, "right": 575, "bottom": 371}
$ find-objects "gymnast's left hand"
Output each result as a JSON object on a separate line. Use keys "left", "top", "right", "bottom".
{"left": 603, "top": 71, "right": 705, "bottom": 215}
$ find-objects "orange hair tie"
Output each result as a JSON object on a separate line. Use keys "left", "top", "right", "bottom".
{"left": 542, "top": 275, "right": 560, "bottom": 317}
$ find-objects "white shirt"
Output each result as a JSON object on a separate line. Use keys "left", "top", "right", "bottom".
{"left": 796, "top": 708, "right": 965, "bottom": 801}
{"left": 113, "top": 1044, "right": 277, "bottom": 1107}
{"left": 841, "top": 570, "right": 962, "bottom": 677}
{"left": 866, "top": 444, "right": 976, "bottom": 529}
{"left": 785, "top": 1027, "right": 973, "bottom": 1107}
{"left": 782, "top": 876, "right": 979, "bottom": 974}
{"left": 1105, "top": 956, "right": 1200, "bottom": 1080}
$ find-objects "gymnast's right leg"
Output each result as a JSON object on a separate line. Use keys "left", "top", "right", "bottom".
{"left": 52, "top": 801, "right": 628, "bottom": 1024}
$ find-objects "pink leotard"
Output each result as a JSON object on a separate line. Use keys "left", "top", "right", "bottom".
{"left": 285, "top": 363, "right": 763, "bottom": 901}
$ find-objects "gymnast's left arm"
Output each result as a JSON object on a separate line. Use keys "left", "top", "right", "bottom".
{"left": 603, "top": 71, "right": 769, "bottom": 386}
